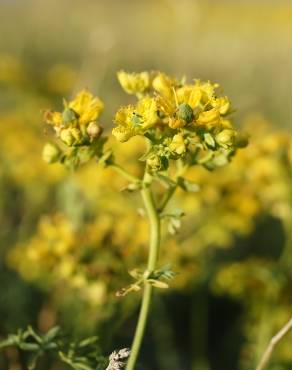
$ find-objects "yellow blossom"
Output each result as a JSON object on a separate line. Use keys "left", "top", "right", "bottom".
{"left": 112, "top": 125, "right": 135, "bottom": 143}
{"left": 197, "top": 108, "right": 221, "bottom": 125}
{"left": 68, "top": 90, "right": 104, "bottom": 125}
{"left": 117, "top": 70, "right": 150, "bottom": 95}
{"left": 211, "top": 96, "right": 230, "bottom": 115}
{"left": 44, "top": 110, "right": 62, "bottom": 126}
{"left": 112, "top": 98, "right": 158, "bottom": 142}
{"left": 199, "top": 81, "right": 219, "bottom": 104}
{"left": 152, "top": 72, "right": 176, "bottom": 99}
{"left": 176, "top": 85, "right": 202, "bottom": 109}
{"left": 136, "top": 96, "right": 158, "bottom": 129}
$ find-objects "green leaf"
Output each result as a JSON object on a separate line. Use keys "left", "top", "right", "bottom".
{"left": 44, "top": 326, "right": 61, "bottom": 342}
{"left": 147, "top": 279, "right": 169, "bottom": 289}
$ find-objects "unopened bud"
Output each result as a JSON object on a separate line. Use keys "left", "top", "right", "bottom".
{"left": 42, "top": 143, "right": 61, "bottom": 163}
{"left": 60, "top": 128, "right": 74, "bottom": 146}
{"left": 215, "top": 129, "right": 235, "bottom": 147}
{"left": 87, "top": 122, "right": 103, "bottom": 140}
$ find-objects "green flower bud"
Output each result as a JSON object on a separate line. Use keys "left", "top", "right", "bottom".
{"left": 42, "top": 143, "right": 61, "bottom": 163}
{"left": 62, "top": 107, "right": 78, "bottom": 125}
{"left": 177, "top": 103, "right": 194, "bottom": 123}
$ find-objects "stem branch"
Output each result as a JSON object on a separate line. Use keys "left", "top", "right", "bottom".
{"left": 110, "top": 164, "right": 140, "bottom": 183}
{"left": 256, "top": 317, "right": 292, "bottom": 370}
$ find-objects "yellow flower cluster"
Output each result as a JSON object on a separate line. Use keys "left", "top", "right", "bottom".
{"left": 113, "top": 71, "right": 244, "bottom": 171}
{"left": 43, "top": 90, "right": 105, "bottom": 168}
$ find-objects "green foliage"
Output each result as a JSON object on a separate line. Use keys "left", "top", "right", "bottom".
{"left": 0, "top": 326, "right": 107, "bottom": 370}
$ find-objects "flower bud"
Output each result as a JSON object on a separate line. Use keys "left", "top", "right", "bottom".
{"left": 177, "top": 103, "right": 194, "bottom": 123}
{"left": 70, "top": 128, "right": 82, "bottom": 143}
{"left": 234, "top": 133, "right": 249, "bottom": 148}
{"left": 42, "top": 143, "right": 61, "bottom": 163}
{"left": 60, "top": 128, "right": 75, "bottom": 146}
{"left": 215, "top": 129, "right": 235, "bottom": 147}
{"left": 87, "top": 122, "right": 103, "bottom": 140}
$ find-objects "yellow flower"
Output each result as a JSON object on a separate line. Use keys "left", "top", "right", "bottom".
{"left": 112, "top": 98, "right": 158, "bottom": 142}
{"left": 155, "top": 94, "right": 176, "bottom": 117}
{"left": 136, "top": 96, "right": 158, "bottom": 129}
{"left": 68, "top": 90, "right": 104, "bottom": 125}
{"left": 117, "top": 70, "right": 150, "bottom": 95}
{"left": 197, "top": 108, "right": 221, "bottom": 125}
{"left": 211, "top": 96, "right": 230, "bottom": 115}
{"left": 199, "top": 81, "right": 219, "bottom": 104}
{"left": 152, "top": 72, "right": 176, "bottom": 99}
{"left": 112, "top": 125, "right": 135, "bottom": 142}
{"left": 112, "top": 105, "right": 137, "bottom": 142}
{"left": 176, "top": 85, "right": 202, "bottom": 109}
{"left": 44, "top": 110, "right": 62, "bottom": 126}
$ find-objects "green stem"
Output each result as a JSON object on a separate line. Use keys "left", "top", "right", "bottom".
{"left": 126, "top": 173, "right": 161, "bottom": 370}
{"left": 110, "top": 163, "right": 140, "bottom": 183}
{"left": 158, "top": 186, "right": 176, "bottom": 213}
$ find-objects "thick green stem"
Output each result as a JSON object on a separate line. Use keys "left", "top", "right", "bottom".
{"left": 126, "top": 173, "right": 161, "bottom": 370}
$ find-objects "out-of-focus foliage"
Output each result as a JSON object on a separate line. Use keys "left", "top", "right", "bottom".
{"left": 0, "top": 326, "right": 107, "bottom": 370}
{"left": 1, "top": 1, "right": 292, "bottom": 370}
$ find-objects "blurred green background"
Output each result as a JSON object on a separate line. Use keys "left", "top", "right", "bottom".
{"left": 0, "top": 1, "right": 292, "bottom": 370}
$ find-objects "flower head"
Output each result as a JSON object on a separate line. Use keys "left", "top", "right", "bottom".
{"left": 43, "top": 89, "right": 106, "bottom": 169}
{"left": 113, "top": 70, "right": 246, "bottom": 171}
{"left": 117, "top": 70, "right": 150, "bottom": 95}
{"left": 68, "top": 90, "right": 103, "bottom": 125}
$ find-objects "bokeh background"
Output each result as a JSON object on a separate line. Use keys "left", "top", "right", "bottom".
{"left": 0, "top": 0, "right": 292, "bottom": 369}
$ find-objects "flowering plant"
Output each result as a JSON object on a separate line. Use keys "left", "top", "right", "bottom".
{"left": 1, "top": 71, "right": 247, "bottom": 370}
